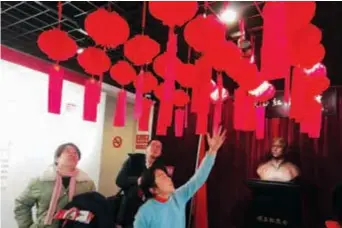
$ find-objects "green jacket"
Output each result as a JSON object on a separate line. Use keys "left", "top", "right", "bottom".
{"left": 14, "top": 165, "right": 96, "bottom": 228}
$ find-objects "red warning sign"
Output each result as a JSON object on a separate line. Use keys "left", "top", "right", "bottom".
{"left": 135, "top": 134, "right": 149, "bottom": 150}
{"left": 112, "top": 136, "right": 123, "bottom": 148}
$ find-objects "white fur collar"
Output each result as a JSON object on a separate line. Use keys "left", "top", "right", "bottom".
{"left": 40, "top": 165, "right": 92, "bottom": 182}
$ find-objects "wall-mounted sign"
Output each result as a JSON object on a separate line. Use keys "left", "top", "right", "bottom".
{"left": 112, "top": 136, "right": 123, "bottom": 148}
{"left": 260, "top": 87, "right": 337, "bottom": 118}
{"left": 135, "top": 134, "right": 149, "bottom": 150}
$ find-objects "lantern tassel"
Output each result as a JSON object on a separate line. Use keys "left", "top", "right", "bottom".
{"left": 175, "top": 108, "right": 185, "bottom": 137}
{"left": 156, "top": 101, "right": 168, "bottom": 135}
{"left": 164, "top": 27, "right": 177, "bottom": 101}
{"left": 83, "top": 78, "right": 99, "bottom": 122}
{"left": 184, "top": 103, "right": 189, "bottom": 128}
{"left": 134, "top": 70, "right": 144, "bottom": 120}
{"left": 113, "top": 89, "right": 127, "bottom": 127}
{"left": 256, "top": 105, "right": 266, "bottom": 139}
{"left": 213, "top": 72, "right": 223, "bottom": 133}
{"left": 48, "top": 65, "right": 64, "bottom": 114}
{"left": 139, "top": 98, "right": 153, "bottom": 131}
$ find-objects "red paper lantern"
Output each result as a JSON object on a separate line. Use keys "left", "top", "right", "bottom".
{"left": 110, "top": 61, "right": 137, "bottom": 86}
{"left": 173, "top": 90, "right": 190, "bottom": 107}
{"left": 124, "top": 35, "right": 160, "bottom": 66}
{"left": 154, "top": 83, "right": 174, "bottom": 100}
{"left": 285, "top": 1, "right": 316, "bottom": 34}
{"left": 85, "top": 8, "right": 130, "bottom": 48}
{"left": 292, "top": 23, "right": 322, "bottom": 46}
{"left": 249, "top": 81, "right": 276, "bottom": 102}
{"left": 292, "top": 43, "right": 325, "bottom": 68}
{"left": 37, "top": 28, "right": 77, "bottom": 61}
{"left": 176, "top": 63, "right": 196, "bottom": 88}
{"left": 263, "top": 1, "right": 315, "bottom": 36}
{"left": 133, "top": 72, "right": 158, "bottom": 93}
{"left": 184, "top": 14, "right": 226, "bottom": 53}
{"left": 225, "top": 59, "right": 261, "bottom": 91}
{"left": 304, "top": 63, "right": 330, "bottom": 96}
{"left": 204, "top": 41, "right": 241, "bottom": 71}
{"left": 153, "top": 52, "right": 182, "bottom": 78}
{"left": 149, "top": 1, "right": 198, "bottom": 27}
{"left": 77, "top": 47, "right": 111, "bottom": 76}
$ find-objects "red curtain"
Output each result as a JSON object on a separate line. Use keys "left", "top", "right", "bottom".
{"left": 152, "top": 87, "right": 342, "bottom": 228}
{"left": 206, "top": 87, "right": 342, "bottom": 228}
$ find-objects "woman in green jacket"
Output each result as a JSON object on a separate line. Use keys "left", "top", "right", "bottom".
{"left": 14, "top": 143, "right": 96, "bottom": 228}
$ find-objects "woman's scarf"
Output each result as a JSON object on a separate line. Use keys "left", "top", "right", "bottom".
{"left": 44, "top": 167, "right": 79, "bottom": 225}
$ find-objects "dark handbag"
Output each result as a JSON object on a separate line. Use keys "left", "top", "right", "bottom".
{"left": 107, "top": 189, "right": 125, "bottom": 224}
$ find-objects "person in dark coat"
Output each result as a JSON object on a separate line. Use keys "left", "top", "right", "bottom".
{"left": 115, "top": 139, "right": 166, "bottom": 228}
{"left": 56, "top": 191, "right": 114, "bottom": 228}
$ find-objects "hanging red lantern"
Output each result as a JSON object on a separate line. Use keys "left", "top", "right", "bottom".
{"left": 261, "top": 1, "right": 291, "bottom": 81}
{"left": 284, "top": 1, "right": 316, "bottom": 35}
{"left": 85, "top": 8, "right": 130, "bottom": 48}
{"left": 37, "top": 28, "right": 77, "bottom": 61}
{"left": 249, "top": 81, "right": 276, "bottom": 102}
{"left": 175, "top": 63, "right": 196, "bottom": 88}
{"left": 204, "top": 41, "right": 241, "bottom": 71}
{"left": 37, "top": 2, "right": 76, "bottom": 115}
{"left": 173, "top": 90, "right": 190, "bottom": 107}
{"left": 292, "top": 43, "right": 325, "bottom": 68}
{"left": 133, "top": 71, "right": 158, "bottom": 93}
{"left": 110, "top": 61, "right": 137, "bottom": 86}
{"left": 184, "top": 14, "right": 226, "bottom": 53}
{"left": 153, "top": 52, "right": 182, "bottom": 78}
{"left": 303, "top": 63, "right": 330, "bottom": 96}
{"left": 226, "top": 59, "right": 261, "bottom": 91}
{"left": 149, "top": 1, "right": 198, "bottom": 27}
{"left": 153, "top": 83, "right": 176, "bottom": 101}
{"left": 124, "top": 35, "right": 160, "bottom": 66}
{"left": 77, "top": 47, "right": 111, "bottom": 76}
{"left": 292, "top": 23, "right": 322, "bottom": 46}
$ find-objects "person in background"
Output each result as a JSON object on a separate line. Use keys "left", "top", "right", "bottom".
{"left": 134, "top": 126, "right": 226, "bottom": 228}
{"left": 257, "top": 137, "right": 300, "bottom": 182}
{"left": 115, "top": 139, "right": 166, "bottom": 228}
{"left": 14, "top": 143, "right": 96, "bottom": 228}
{"left": 325, "top": 184, "right": 342, "bottom": 228}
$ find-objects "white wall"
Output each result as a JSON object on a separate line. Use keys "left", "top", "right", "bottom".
{"left": 0, "top": 59, "right": 106, "bottom": 228}
{"left": 98, "top": 96, "right": 137, "bottom": 196}
{"left": 97, "top": 92, "right": 155, "bottom": 196}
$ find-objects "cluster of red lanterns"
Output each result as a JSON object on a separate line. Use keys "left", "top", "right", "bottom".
{"left": 36, "top": 2, "right": 329, "bottom": 139}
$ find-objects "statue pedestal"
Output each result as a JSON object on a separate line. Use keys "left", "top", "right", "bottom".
{"left": 246, "top": 179, "right": 302, "bottom": 228}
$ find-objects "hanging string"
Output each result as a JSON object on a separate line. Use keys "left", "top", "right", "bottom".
{"left": 239, "top": 19, "right": 245, "bottom": 37}
{"left": 108, "top": 2, "right": 112, "bottom": 12}
{"left": 253, "top": 1, "right": 264, "bottom": 18}
{"left": 204, "top": 1, "right": 209, "bottom": 15}
{"left": 57, "top": 1, "right": 62, "bottom": 29}
{"left": 187, "top": 46, "right": 191, "bottom": 63}
{"left": 142, "top": 1, "right": 147, "bottom": 34}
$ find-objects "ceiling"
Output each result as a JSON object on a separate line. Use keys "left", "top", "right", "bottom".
{"left": 1, "top": 1, "right": 342, "bottom": 96}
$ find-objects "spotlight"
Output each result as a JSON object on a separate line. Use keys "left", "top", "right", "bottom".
{"left": 77, "top": 48, "right": 84, "bottom": 54}
{"left": 219, "top": 8, "right": 237, "bottom": 24}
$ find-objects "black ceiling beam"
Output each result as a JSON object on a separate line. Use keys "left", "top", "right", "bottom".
{"left": 0, "top": 2, "right": 25, "bottom": 15}
{"left": 34, "top": 1, "right": 78, "bottom": 28}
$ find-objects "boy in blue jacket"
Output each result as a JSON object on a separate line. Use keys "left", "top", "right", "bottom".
{"left": 134, "top": 126, "right": 226, "bottom": 228}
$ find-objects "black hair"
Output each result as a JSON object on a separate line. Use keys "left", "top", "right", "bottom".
{"left": 54, "top": 143, "right": 81, "bottom": 165}
{"left": 139, "top": 162, "right": 168, "bottom": 199}
{"left": 146, "top": 138, "right": 161, "bottom": 147}
{"left": 260, "top": 137, "right": 289, "bottom": 163}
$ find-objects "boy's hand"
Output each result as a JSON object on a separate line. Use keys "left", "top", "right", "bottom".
{"left": 206, "top": 126, "right": 226, "bottom": 154}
